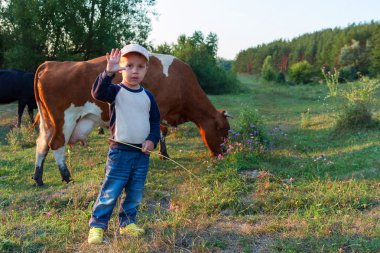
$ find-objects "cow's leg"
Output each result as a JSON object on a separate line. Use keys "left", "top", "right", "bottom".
{"left": 17, "top": 100, "right": 27, "bottom": 127}
{"left": 33, "top": 126, "right": 51, "bottom": 186}
{"left": 49, "top": 119, "right": 76, "bottom": 184}
{"left": 27, "top": 104, "right": 34, "bottom": 125}
{"left": 53, "top": 147, "right": 71, "bottom": 183}
{"left": 159, "top": 127, "right": 170, "bottom": 160}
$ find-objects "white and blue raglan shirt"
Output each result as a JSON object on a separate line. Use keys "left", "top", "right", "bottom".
{"left": 91, "top": 71, "right": 161, "bottom": 152}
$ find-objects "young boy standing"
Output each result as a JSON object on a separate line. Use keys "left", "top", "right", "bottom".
{"left": 88, "top": 44, "right": 160, "bottom": 244}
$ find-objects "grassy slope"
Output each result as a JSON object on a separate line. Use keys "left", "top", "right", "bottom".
{"left": 0, "top": 75, "right": 379, "bottom": 252}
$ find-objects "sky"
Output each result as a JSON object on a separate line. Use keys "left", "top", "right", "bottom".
{"left": 148, "top": 0, "right": 380, "bottom": 59}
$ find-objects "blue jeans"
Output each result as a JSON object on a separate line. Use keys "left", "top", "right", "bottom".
{"left": 89, "top": 148, "right": 150, "bottom": 229}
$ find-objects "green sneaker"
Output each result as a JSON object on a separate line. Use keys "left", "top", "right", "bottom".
{"left": 88, "top": 227, "right": 104, "bottom": 244}
{"left": 120, "top": 223, "right": 145, "bottom": 237}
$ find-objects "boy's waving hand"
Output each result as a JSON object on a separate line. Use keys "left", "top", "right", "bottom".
{"left": 106, "top": 48, "right": 127, "bottom": 74}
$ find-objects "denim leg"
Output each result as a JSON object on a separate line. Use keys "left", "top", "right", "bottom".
{"left": 119, "top": 153, "right": 149, "bottom": 226}
{"left": 89, "top": 149, "right": 133, "bottom": 228}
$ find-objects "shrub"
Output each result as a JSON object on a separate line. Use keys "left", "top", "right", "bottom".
{"left": 217, "top": 108, "right": 286, "bottom": 173}
{"left": 335, "top": 103, "right": 373, "bottom": 130}
{"left": 6, "top": 126, "right": 37, "bottom": 150}
{"left": 340, "top": 65, "right": 358, "bottom": 82}
{"left": 341, "top": 76, "right": 378, "bottom": 105}
{"left": 172, "top": 31, "right": 238, "bottom": 94}
{"left": 276, "top": 72, "right": 286, "bottom": 83}
{"left": 261, "top": 56, "right": 277, "bottom": 82}
{"left": 219, "top": 108, "right": 270, "bottom": 166}
{"left": 237, "top": 108, "right": 269, "bottom": 147}
{"left": 289, "top": 61, "right": 313, "bottom": 84}
{"left": 335, "top": 77, "right": 379, "bottom": 130}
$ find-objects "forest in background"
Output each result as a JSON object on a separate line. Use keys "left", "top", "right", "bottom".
{"left": 0, "top": 0, "right": 156, "bottom": 71}
{"left": 0, "top": 0, "right": 237, "bottom": 94}
{"left": 1, "top": 1, "right": 379, "bottom": 90}
{"left": 234, "top": 22, "right": 380, "bottom": 82}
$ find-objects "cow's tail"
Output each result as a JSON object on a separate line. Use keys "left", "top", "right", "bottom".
{"left": 32, "top": 63, "right": 50, "bottom": 130}
{"left": 29, "top": 113, "right": 40, "bottom": 131}
{"left": 34, "top": 63, "right": 44, "bottom": 108}
{"left": 28, "top": 65, "right": 45, "bottom": 132}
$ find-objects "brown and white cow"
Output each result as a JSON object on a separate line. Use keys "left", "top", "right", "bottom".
{"left": 32, "top": 53, "right": 230, "bottom": 186}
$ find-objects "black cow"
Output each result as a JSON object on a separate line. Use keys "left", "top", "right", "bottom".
{"left": 0, "top": 69, "right": 37, "bottom": 127}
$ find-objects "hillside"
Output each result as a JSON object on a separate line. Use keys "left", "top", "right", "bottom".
{"left": 0, "top": 75, "right": 379, "bottom": 252}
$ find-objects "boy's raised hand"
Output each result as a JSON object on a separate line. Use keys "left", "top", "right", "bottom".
{"left": 106, "top": 48, "right": 126, "bottom": 74}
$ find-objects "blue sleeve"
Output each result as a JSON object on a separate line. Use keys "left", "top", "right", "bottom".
{"left": 91, "top": 70, "right": 120, "bottom": 103}
{"left": 145, "top": 90, "right": 161, "bottom": 147}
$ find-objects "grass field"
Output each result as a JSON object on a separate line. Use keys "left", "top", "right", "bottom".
{"left": 0, "top": 75, "right": 379, "bottom": 252}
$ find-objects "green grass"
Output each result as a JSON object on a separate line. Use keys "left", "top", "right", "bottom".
{"left": 1, "top": 75, "right": 379, "bottom": 252}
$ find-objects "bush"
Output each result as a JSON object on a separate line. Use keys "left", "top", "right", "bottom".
{"left": 6, "top": 126, "right": 37, "bottom": 150}
{"left": 172, "top": 31, "right": 238, "bottom": 94}
{"left": 335, "top": 77, "right": 379, "bottom": 130}
{"left": 219, "top": 108, "right": 270, "bottom": 164}
{"left": 276, "top": 72, "right": 286, "bottom": 83}
{"left": 289, "top": 61, "right": 313, "bottom": 84}
{"left": 190, "top": 57, "right": 238, "bottom": 94}
{"left": 238, "top": 108, "right": 269, "bottom": 147}
{"left": 261, "top": 56, "right": 277, "bottom": 82}
{"left": 340, "top": 65, "right": 359, "bottom": 82}
{"left": 335, "top": 103, "right": 373, "bottom": 130}
{"left": 217, "top": 108, "right": 286, "bottom": 172}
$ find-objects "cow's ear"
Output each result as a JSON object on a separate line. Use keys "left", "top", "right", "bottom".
{"left": 224, "top": 111, "right": 233, "bottom": 118}
{"left": 218, "top": 109, "right": 233, "bottom": 118}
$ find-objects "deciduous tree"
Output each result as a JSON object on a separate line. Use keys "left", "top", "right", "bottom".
{"left": 0, "top": 0, "right": 155, "bottom": 70}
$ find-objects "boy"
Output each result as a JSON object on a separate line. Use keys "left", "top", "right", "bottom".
{"left": 88, "top": 44, "right": 160, "bottom": 244}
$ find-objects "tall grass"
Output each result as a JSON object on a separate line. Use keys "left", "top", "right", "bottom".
{"left": 0, "top": 75, "right": 379, "bottom": 252}
{"left": 321, "top": 67, "right": 340, "bottom": 97}
{"left": 6, "top": 125, "right": 37, "bottom": 150}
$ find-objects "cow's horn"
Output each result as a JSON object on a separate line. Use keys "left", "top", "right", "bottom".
{"left": 223, "top": 111, "right": 233, "bottom": 118}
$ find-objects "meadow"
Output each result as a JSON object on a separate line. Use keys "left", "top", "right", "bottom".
{"left": 0, "top": 75, "right": 379, "bottom": 252}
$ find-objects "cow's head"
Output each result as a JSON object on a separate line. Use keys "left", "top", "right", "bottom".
{"left": 199, "top": 109, "right": 231, "bottom": 156}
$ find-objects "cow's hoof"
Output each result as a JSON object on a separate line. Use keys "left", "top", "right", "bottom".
{"left": 32, "top": 175, "right": 44, "bottom": 186}
{"left": 33, "top": 181, "right": 44, "bottom": 187}
{"left": 58, "top": 164, "right": 72, "bottom": 184}
{"left": 61, "top": 171, "right": 72, "bottom": 184}
{"left": 62, "top": 178, "right": 72, "bottom": 184}
{"left": 61, "top": 175, "right": 71, "bottom": 184}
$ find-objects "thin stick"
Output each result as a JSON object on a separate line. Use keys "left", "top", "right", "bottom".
{"left": 109, "top": 139, "right": 198, "bottom": 179}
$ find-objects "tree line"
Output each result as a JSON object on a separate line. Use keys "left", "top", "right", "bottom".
{"left": 0, "top": 0, "right": 236, "bottom": 94}
{"left": 153, "top": 31, "right": 237, "bottom": 94}
{"left": 0, "top": 0, "right": 155, "bottom": 71}
{"left": 234, "top": 21, "right": 380, "bottom": 83}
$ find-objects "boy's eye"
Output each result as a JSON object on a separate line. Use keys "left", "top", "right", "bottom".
{"left": 127, "top": 64, "right": 132, "bottom": 68}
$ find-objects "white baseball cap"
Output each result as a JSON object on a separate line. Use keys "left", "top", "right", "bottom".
{"left": 120, "top": 43, "right": 150, "bottom": 62}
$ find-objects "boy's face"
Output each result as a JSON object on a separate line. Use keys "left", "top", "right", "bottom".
{"left": 119, "top": 52, "right": 148, "bottom": 88}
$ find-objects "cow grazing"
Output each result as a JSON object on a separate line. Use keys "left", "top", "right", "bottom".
{"left": 0, "top": 69, "right": 37, "bottom": 127}
{"left": 33, "top": 54, "right": 230, "bottom": 186}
